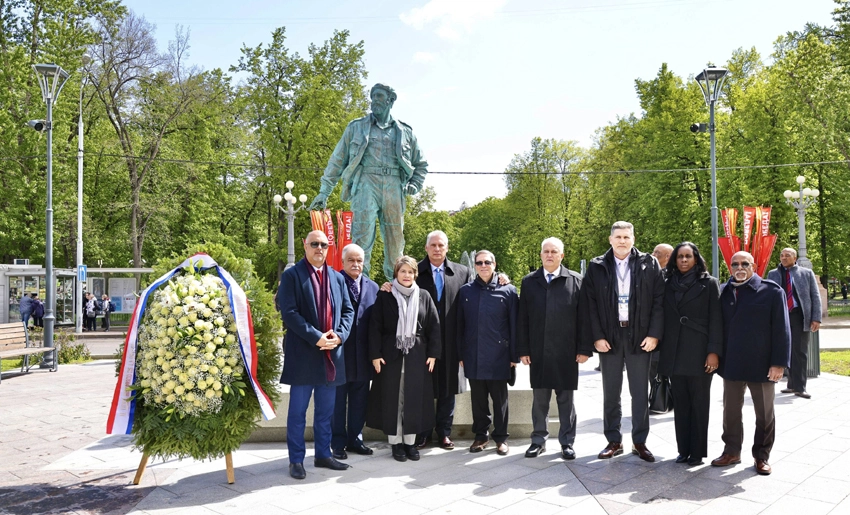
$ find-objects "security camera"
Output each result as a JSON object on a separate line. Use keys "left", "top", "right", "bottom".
{"left": 690, "top": 123, "right": 707, "bottom": 133}
{"left": 28, "top": 120, "right": 47, "bottom": 132}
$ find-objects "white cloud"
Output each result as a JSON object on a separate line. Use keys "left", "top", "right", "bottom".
{"left": 412, "top": 51, "right": 438, "bottom": 63}
{"left": 400, "top": 0, "right": 508, "bottom": 40}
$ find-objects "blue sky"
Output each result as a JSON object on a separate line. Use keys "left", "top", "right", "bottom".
{"left": 121, "top": 0, "right": 836, "bottom": 210}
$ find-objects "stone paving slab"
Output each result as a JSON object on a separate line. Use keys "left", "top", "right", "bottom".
{"left": 3, "top": 355, "right": 850, "bottom": 514}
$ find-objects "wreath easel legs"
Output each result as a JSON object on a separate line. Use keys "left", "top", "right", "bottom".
{"left": 132, "top": 452, "right": 236, "bottom": 485}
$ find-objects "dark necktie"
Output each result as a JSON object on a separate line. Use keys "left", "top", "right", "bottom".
{"left": 786, "top": 269, "right": 794, "bottom": 311}
{"left": 547, "top": 273, "right": 554, "bottom": 283}
{"left": 349, "top": 277, "right": 360, "bottom": 303}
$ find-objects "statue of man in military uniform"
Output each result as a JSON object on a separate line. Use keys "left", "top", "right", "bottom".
{"left": 310, "top": 83, "right": 428, "bottom": 279}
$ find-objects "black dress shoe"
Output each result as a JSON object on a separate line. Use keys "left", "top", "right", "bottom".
{"left": 598, "top": 442, "right": 623, "bottom": 459}
{"left": 314, "top": 457, "right": 350, "bottom": 471}
{"left": 289, "top": 462, "right": 306, "bottom": 480}
{"left": 688, "top": 457, "right": 704, "bottom": 466}
{"left": 332, "top": 448, "right": 348, "bottom": 460}
{"left": 795, "top": 391, "right": 812, "bottom": 399}
{"left": 404, "top": 444, "right": 421, "bottom": 461}
{"left": 525, "top": 443, "right": 545, "bottom": 458}
{"left": 561, "top": 445, "right": 576, "bottom": 460}
{"left": 675, "top": 455, "right": 689, "bottom": 464}
{"left": 392, "top": 444, "right": 408, "bottom": 462}
{"left": 414, "top": 435, "right": 431, "bottom": 450}
{"left": 439, "top": 436, "right": 455, "bottom": 450}
{"left": 347, "top": 442, "right": 374, "bottom": 455}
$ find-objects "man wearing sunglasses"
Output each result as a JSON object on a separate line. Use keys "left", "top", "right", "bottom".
{"left": 455, "top": 251, "right": 519, "bottom": 455}
{"left": 279, "top": 230, "right": 355, "bottom": 480}
{"left": 712, "top": 251, "right": 791, "bottom": 476}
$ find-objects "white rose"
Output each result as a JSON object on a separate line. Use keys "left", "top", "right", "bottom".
{"left": 204, "top": 352, "right": 215, "bottom": 361}
{"left": 166, "top": 394, "right": 176, "bottom": 403}
{"left": 225, "top": 334, "right": 236, "bottom": 344}
{"left": 216, "top": 357, "right": 226, "bottom": 367}
{"left": 209, "top": 366, "right": 219, "bottom": 375}
{"left": 214, "top": 337, "right": 224, "bottom": 346}
{"left": 209, "top": 299, "right": 220, "bottom": 309}
{"left": 205, "top": 389, "right": 215, "bottom": 398}
{"left": 188, "top": 367, "right": 198, "bottom": 377}
{"left": 217, "top": 328, "right": 227, "bottom": 337}
{"left": 178, "top": 316, "right": 190, "bottom": 327}
{"left": 213, "top": 381, "right": 222, "bottom": 391}
{"left": 222, "top": 366, "right": 232, "bottom": 375}
{"left": 174, "top": 385, "right": 185, "bottom": 395}
{"left": 160, "top": 307, "right": 170, "bottom": 316}
{"left": 197, "top": 379, "right": 207, "bottom": 390}
{"left": 200, "top": 364, "right": 209, "bottom": 372}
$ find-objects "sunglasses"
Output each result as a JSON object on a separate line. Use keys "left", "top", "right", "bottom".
{"left": 730, "top": 262, "right": 752, "bottom": 269}
{"left": 309, "top": 241, "right": 330, "bottom": 249}
{"left": 475, "top": 260, "right": 494, "bottom": 266}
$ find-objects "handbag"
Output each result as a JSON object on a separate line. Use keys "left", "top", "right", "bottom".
{"left": 649, "top": 374, "right": 673, "bottom": 414}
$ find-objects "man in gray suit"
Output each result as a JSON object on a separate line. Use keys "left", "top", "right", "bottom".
{"left": 767, "top": 248, "right": 822, "bottom": 399}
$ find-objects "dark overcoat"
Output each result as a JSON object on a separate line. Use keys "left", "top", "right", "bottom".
{"left": 417, "top": 258, "right": 470, "bottom": 397}
{"left": 718, "top": 274, "right": 791, "bottom": 383}
{"left": 278, "top": 259, "right": 354, "bottom": 386}
{"left": 341, "top": 273, "right": 379, "bottom": 383}
{"left": 517, "top": 266, "right": 591, "bottom": 391}
{"left": 455, "top": 275, "right": 518, "bottom": 381}
{"left": 658, "top": 273, "right": 723, "bottom": 377}
{"left": 581, "top": 247, "right": 665, "bottom": 353}
{"left": 366, "top": 290, "right": 442, "bottom": 435}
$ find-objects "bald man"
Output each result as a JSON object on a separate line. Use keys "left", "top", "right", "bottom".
{"left": 279, "top": 230, "right": 355, "bottom": 479}
{"left": 652, "top": 244, "right": 674, "bottom": 270}
{"left": 712, "top": 251, "right": 790, "bottom": 476}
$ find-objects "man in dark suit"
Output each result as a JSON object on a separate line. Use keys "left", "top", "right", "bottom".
{"left": 332, "top": 243, "right": 379, "bottom": 459}
{"left": 712, "top": 251, "right": 791, "bottom": 476}
{"left": 279, "top": 230, "right": 354, "bottom": 480}
{"left": 414, "top": 230, "right": 470, "bottom": 450}
{"left": 582, "top": 221, "right": 665, "bottom": 462}
{"left": 518, "top": 237, "right": 591, "bottom": 460}
{"left": 767, "top": 248, "right": 822, "bottom": 399}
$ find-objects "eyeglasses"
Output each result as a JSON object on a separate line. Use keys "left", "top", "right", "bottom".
{"left": 730, "top": 262, "right": 752, "bottom": 269}
{"left": 309, "top": 241, "right": 330, "bottom": 249}
{"left": 475, "top": 260, "right": 494, "bottom": 266}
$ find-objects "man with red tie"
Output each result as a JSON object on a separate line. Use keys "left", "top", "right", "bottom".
{"left": 279, "top": 230, "right": 354, "bottom": 480}
{"left": 767, "top": 248, "right": 822, "bottom": 399}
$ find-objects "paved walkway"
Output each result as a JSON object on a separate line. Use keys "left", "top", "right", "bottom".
{"left": 3, "top": 344, "right": 850, "bottom": 514}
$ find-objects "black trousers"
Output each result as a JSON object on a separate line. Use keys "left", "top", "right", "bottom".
{"left": 787, "top": 308, "right": 809, "bottom": 393}
{"left": 599, "top": 326, "right": 651, "bottom": 444}
{"left": 671, "top": 373, "right": 713, "bottom": 459}
{"left": 469, "top": 378, "right": 509, "bottom": 443}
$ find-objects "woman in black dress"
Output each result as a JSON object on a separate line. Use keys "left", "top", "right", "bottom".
{"left": 659, "top": 242, "right": 723, "bottom": 466}
{"left": 366, "top": 256, "right": 441, "bottom": 462}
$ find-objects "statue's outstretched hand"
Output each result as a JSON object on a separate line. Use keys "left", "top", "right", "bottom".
{"left": 405, "top": 184, "right": 419, "bottom": 195}
{"left": 309, "top": 194, "right": 328, "bottom": 211}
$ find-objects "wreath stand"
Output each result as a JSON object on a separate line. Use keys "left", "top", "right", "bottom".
{"left": 133, "top": 452, "right": 235, "bottom": 485}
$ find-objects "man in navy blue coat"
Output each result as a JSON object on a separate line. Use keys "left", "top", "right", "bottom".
{"left": 711, "top": 251, "right": 790, "bottom": 476}
{"left": 331, "top": 243, "right": 379, "bottom": 459}
{"left": 279, "top": 230, "right": 354, "bottom": 480}
{"left": 455, "top": 250, "right": 519, "bottom": 456}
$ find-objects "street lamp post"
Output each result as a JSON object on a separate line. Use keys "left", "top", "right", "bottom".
{"left": 272, "top": 181, "right": 309, "bottom": 270}
{"left": 694, "top": 66, "right": 729, "bottom": 278}
{"left": 32, "top": 63, "right": 70, "bottom": 369}
{"left": 783, "top": 176, "right": 820, "bottom": 269}
{"left": 75, "top": 54, "right": 91, "bottom": 335}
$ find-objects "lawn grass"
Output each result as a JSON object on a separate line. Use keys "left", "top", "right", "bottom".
{"left": 820, "top": 350, "right": 850, "bottom": 376}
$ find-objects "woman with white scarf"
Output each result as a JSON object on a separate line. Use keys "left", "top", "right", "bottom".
{"left": 366, "top": 256, "right": 441, "bottom": 462}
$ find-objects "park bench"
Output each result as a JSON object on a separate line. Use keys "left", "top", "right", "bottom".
{"left": 0, "top": 322, "right": 57, "bottom": 384}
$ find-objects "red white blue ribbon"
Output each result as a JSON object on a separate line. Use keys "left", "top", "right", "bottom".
{"left": 107, "top": 253, "right": 276, "bottom": 435}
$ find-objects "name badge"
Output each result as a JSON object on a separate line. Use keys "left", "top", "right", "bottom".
{"left": 618, "top": 294, "right": 629, "bottom": 320}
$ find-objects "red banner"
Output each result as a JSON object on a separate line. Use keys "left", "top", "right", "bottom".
{"left": 742, "top": 206, "right": 757, "bottom": 253}
{"left": 310, "top": 210, "right": 354, "bottom": 271}
{"left": 336, "top": 211, "right": 353, "bottom": 267}
{"left": 721, "top": 205, "right": 776, "bottom": 277}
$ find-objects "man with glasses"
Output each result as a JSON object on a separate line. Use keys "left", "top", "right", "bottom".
{"left": 518, "top": 237, "right": 590, "bottom": 460}
{"left": 279, "top": 230, "right": 354, "bottom": 480}
{"left": 767, "top": 248, "right": 821, "bottom": 399}
{"left": 455, "top": 251, "right": 519, "bottom": 455}
{"left": 582, "top": 221, "right": 665, "bottom": 462}
{"left": 712, "top": 251, "right": 790, "bottom": 476}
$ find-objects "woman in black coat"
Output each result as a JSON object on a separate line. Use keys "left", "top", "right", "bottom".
{"left": 366, "top": 256, "right": 441, "bottom": 462}
{"left": 658, "top": 242, "right": 723, "bottom": 466}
